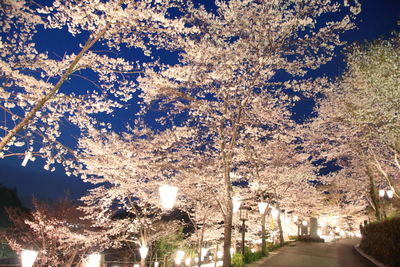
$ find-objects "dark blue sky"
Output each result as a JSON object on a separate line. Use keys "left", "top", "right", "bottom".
{"left": 1, "top": 0, "right": 399, "bottom": 207}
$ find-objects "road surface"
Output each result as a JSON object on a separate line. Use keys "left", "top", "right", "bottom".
{"left": 258, "top": 239, "right": 376, "bottom": 267}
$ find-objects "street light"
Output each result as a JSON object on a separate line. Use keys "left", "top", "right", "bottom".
{"left": 21, "top": 250, "right": 38, "bottom": 267}
{"left": 239, "top": 206, "right": 250, "bottom": 255}
{"left": 159, "top": 185, "right": 178, "bottom": 210}
{"left": 379, "top": 189, "right": 394, "bottom": 199}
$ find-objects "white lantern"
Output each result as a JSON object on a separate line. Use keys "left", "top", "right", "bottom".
{"left": 232, "top": 197, "right": 242, "bottom": 213}
{"left": 293, "top": 215, "right": 298, "bottom": 222}
{"left": 159, "top": 185, "right": 178, "bottom": 210}
{"left": 85, "top": 254, "right": 102, "bottom": 267}
{"left": 302, "top": 220, "right": 308, "bottom": 226}
{"left": 201, "top": 248, "right": 208, "bottom": 257}
{"left": 175, "top": 257, "right": 182, "bottom": 265}
{"left": 387, "top": 190, "right": 394, "bottom": 198}
{"left": 154, "top": 261, "right": 160, "bottom": 267}
{"left": 258, "top": 202, "right": 268, "bottom": 215}
{"left": 21, "top": 153, "right": 31, "bottom": 167}
{"left": 379, "top": 189, "right": 385, "bottom": 197}
{"left": 271, "top": 208, "right": 279, "bottom": 220}
{"left": 21, "top": 250, "right": 38, "bottom": 267}
{"left": 217, "top": 251, "right": 223, "bottom": 259}
{"left": 185, "top": 258, "right": 191, "bottom": 266}
{"left": 140, "top": 245, "right": 149, "bottom": 260}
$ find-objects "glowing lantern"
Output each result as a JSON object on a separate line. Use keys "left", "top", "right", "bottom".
{"left": 185, "top": 258, "right": 191, "bottom": 266}
{"left": 217, "top": 251, "right": 223, "bottom": 259}
{"left": 271, "top": 208, "right": 279, "bottom": 220}
{"left": 21, "top": 153, "right": 31, "bottom": 167}
{"left": 232, "top": 197, "right": 242, "bottom": 213}
{"left": 140, "top": 245, "right": 149, "bottom": 260}
{"left": 85, "top": 254, "right": 102, "bottom": 267}
{"left": 154, "top": 261, "right": 160, "bottom": 267}
{"left": 258, "top": 202, "right": 268, "bottom": 214}
{"left": 302, "top": 220, "right": 308, "bottom": 226}
{"left": 387, "top": 190, "right": 394, "bottom": 198}
{"left": 379, "top": 189, "right": 385, "bottom": 197}
{"left": 21, "top": 250, "right": 38, "bottom": 267}
{"left": 159, "top": 185, "right": 178, "bottom": 210}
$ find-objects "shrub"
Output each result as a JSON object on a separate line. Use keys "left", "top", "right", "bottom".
{"left": 360, "top": 217, "right": 400, "bottom": 267}
{"left": 231, "top": 253, "right": 244, "bottom": 267}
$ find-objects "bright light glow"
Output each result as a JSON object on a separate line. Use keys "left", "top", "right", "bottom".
{"left": 21, "top": 153, "right": 31, "bottom": 167}
{"left": 232, "top": 197, "right": 242, "bottom": 213}
{"left": 177, "top": 250, "right": 185, "bottom": 259}
{"left": 379, "top": 189, "right": 385, "bottom": 197}
{"left": 258, "top": 202, "right": 268, "bottom": 214}
{"left": 85, "top": 254, "right": 101, "bottom": 267}
{"left": 302, "top": 220, "right": 308, "bottom": 226}
{"left": 217, "top": 251, "right": 223, "bottom": 258}
{"left": 271, "top": 208, "right": 279, "bottom": 220}
{"left": 21, "top": 250, "right": 38, "bottom": 267}
{"left": 159, "top": 185, "right": 178, "bottom": 210}
{"left": 139, "top": 245, "right": 149, "bottom": 259}
{"left": 134, "top": 264, "right": 140, "bottom": 267}
{"left": 293, "top": 215, "right": 298, "bottom": 222}
{"left": 387, "top": 190, "right": 394, "bottom": 198}
{"left": 201, "top": 248, "right": 208, "bottom": 257}
{"left": 154, "top": 261, "right": 159, "bottom": 267}
{"left": 175, "top": 257, "right": 182, "bottom": 265}
{"left": 185, "top": 258, "right": 191, "bottom": 266}
{"left": 230, "top": 248, "right": 234, "bottom": 256}
{"left": 251, "top": 248, "right": 255, "bottom": 253}
{"left": 317, "top": 229, "right": 322, "bottom": 236}
{"left": 320, "top": 221, "right": 326, "bottom": 228}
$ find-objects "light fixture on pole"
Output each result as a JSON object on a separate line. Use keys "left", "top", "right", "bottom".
{"left": 379, "top": 189, "right": 385, "bottom": 198}
{"left": 258, "top": 202, "right": 268, "bottom": 215}
{"left": 387, "top": 190, "right": 394, "bottom": 198}
{"left": 21, "top": 250, "right": 38, "bottom": 267}
{"left": 302, "top": 220, "right": 308, "bottom": 226}
{"left": 159, "top": 185, "right": 178, "bottom": 210}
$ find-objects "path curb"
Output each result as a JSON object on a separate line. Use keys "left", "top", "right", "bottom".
{"left": 354, "top": 244, "right": 386, "bottom": 267}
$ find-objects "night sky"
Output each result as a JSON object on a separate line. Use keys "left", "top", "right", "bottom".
{"left": 1, "top": 0, "right": 399, "bottom": 207}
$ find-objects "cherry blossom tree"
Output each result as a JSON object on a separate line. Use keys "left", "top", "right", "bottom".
{"left": 137, "top": 1, "right": 361, "bottom": 264}
{"left": 0, "top": 0, "right": 190, "bottom": 170}
{"left": 2, "top": 197, "right": 96, "bottom": 266}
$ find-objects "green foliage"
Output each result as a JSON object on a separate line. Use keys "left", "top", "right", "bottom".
{"left": 153, "top": 229, "right": 185, "bottom": 259}
{"left": 243, "top": 247, "right": 265, "bottom": 264}
{"left": 360, "top": 216, "right": 400, "bottom": 266}
{"left": 288, "top": 235, "right": 298, "bottom": 241}
{"left": 231, "top": 253, "right": 244, "bottom": 267}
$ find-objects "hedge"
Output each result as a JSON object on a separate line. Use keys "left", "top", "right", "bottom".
{"left": 360, "top": 216, "right": 400, "bottom": 267}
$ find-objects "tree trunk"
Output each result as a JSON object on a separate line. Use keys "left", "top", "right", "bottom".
{"left": 276, "top": 204, "right": 284, "bottom": 246}
{"left": 222, "top": 210, "right": 233, "bottom": 267}
{"left": 366, "top": 165, "right": 382, "bottom": 220}
{"left": 197, "top": 216, "right": 206, "bottom": 267}
{"left": 261, "top": 213, "right": 267, "bottom": 255}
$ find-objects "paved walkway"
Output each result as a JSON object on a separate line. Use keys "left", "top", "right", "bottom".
{"left": 252, "top": 239, "right": 376, "bottom": 267}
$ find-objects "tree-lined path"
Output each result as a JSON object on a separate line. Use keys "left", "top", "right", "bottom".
{"left": 256, "top": 239, "right": 376, "bottom": 267}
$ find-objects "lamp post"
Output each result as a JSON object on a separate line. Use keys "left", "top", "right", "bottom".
{"left": 379, "top": 189, "right": 394, "bottom": 219}
{"left": 239, "top": 206, "right": 250, "bottom": 255}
